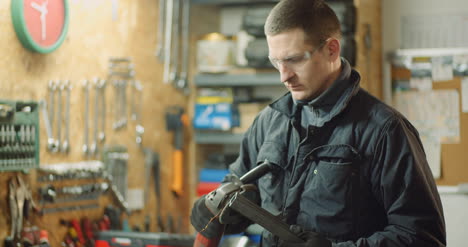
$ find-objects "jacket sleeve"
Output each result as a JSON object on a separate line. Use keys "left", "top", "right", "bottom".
{"left": 335, "top": 117, "right": 446, "bottom": 247}
{"left": 228, "top": 112, "right": 267, "bottom": 178}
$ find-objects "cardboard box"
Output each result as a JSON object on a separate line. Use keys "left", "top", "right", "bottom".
{"left": 232, "top": 103, "right": 268, "bottom": 134}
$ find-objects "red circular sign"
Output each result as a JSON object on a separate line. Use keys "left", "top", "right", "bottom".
{"left": 23, "top": 0, "right": 66, "bottom": 47}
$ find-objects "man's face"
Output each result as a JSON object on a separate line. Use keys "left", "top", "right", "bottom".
{"left": 267, "top": 28, "right": 334, "bottom": 101}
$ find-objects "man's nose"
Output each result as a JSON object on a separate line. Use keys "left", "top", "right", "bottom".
{"left": 279, "top": 64, "right": 295, "bottom": 83}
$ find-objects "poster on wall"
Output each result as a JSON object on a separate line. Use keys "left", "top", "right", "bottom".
{"left": 394, "top": 90, "right": 460, "bottom": 178}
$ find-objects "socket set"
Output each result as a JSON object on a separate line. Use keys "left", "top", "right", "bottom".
{"left": 0, "top": 100, "right": 39, "bottom": 171}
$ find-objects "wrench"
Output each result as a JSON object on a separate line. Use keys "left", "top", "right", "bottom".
{"left": 8, "top": 179, "right": 17, "bottom": 239}
{"left": 177, "top": 0, "right": 191, "bottom": 94}
{"left": 130, "top": 81, "right": 136, "bottom": 121}
{"left": 156, "top": 0, "right": 166, "bottom": 61}
{"left": 120, "top": 80, "right": 127, "bottom": 128}
{"left": 169, "top": 0, "right": 180, "bottom": 83}
{"left": 48, "top": 80, "right": 56, "bottom": 134}
{"left": 62, "top": 80, "right": 71, "bottom": 153}
{"left": 40, "top": 100, "right": 58, "bottom": 152}
{"left": 134, "top": 81, "right": 144, "bottom": 146}
{"left": 113, "top": 80, "right": 120, "bottom": 130}
{"left": 56, "top": 81, "right": 63, "bottom": 151}
{"left": 82, "top": 80, "right": 90, "bottom": 156}
{"left": 99, "top": 79, "right": 107, "bottom": 143}
{"left": 163, "top": 0, "right": 174, "bottom": 83}
{"left": 90, "top": 78, "right": 99, "bottom": 156}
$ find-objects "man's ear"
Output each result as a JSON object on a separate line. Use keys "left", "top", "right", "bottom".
{"left": 326, "top": 38, "right": 341, "bottom": 60}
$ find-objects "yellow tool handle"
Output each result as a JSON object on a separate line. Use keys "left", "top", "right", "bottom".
{"left": 171, "top": 150, "right": 183, "bottom": 196}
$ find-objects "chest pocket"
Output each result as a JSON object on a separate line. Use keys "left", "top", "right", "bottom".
{"left": 298, "top": 144, "right": 361, "bottom": 240}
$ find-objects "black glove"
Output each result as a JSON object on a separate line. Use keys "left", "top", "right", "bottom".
{"left": 190, "top": 184, "right": 260, "bottom": 238}
{"left": 278, "top": 225, "right": 331, "bottom": 247}
{"left": 190, "top": 194, "right": 223, "bottom": 238}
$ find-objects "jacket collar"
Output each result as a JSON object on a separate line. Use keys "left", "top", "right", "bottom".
{"left": 269, "top": 58, "right": 361, "bottom": 126}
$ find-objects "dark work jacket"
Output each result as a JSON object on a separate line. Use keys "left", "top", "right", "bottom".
{"left": 227, "top": 62, "right": 446, "bottom": 246}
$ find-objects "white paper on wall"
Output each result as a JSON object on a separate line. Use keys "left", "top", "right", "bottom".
{"left": 394, "top": 89, "right": 460, "bottom": 144}
{"left": 420, "top": 135, "right": 441, "bottom": 179}
{"left": 462, "top": 77, "right": 468, "bottom": 113}
{"left": 431, "top": 56, "right": 454, "bottom": 82}
{"left": 394, "top": 90, "right": 459, "bottom": 178}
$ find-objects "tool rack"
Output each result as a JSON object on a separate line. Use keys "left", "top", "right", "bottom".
{"left": 0, "top": 100, "right": 39, "bottom": 171}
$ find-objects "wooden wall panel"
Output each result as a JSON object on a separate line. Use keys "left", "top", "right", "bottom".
{"left": 0, "top": 0, "right": 192, "bottom": 245}
{"left": 354, "top": 0, "right": 383, "bottom": 99}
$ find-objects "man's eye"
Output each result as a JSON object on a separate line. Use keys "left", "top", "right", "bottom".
{"left": 286, "top": 56, "right": 303, "bottom": 64}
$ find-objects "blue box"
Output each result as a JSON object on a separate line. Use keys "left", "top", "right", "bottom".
{"left": 194, "top": 103, "right": 239, "bottom": 130}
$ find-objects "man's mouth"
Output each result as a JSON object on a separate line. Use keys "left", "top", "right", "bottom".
{"left": 286, "top": 82, "right": 302, "bottom": 90}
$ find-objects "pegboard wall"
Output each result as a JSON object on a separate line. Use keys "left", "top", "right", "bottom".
{"left": 0, "top": 0, "right": 194, "bottom": 246}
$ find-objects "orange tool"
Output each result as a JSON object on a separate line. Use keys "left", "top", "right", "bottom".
{"left": 165, "top": 106, "right": 189, "bottom": 197}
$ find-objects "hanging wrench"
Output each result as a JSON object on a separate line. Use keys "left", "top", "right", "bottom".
{"left": 163, "top": 0, "right": 174, "bottom": 83}
{"left": 56, "top": 81, "right": 63, "bottom": 151}
{"left": 8, "top": 179, "right": 17, "bottom": 240}
{"left": 130, "top": 81, "right": 136, "bottom": 121}
{"left": 99, "top": 79, "right": 107, "bottom": 143}
{"left": 90, "top": 78, "right": 100, "bottom": 156}
{"left": 169, "top": 0, "right": 181, "bottom": 84}
{"left": 40, "top": 100, "right": 58, "bottom": 152}
{"left": 62, "top": 80, "right": 71, "bottom": 153}
{"left": 134, "top": 81, "right": 144, "bottom": 146}
{"left": 82, "top": 80, "right": 90, "bottom": 156}
{"left": 48, "top": 81, "right": 56, "bottom": 135}
{"left": 120, "top": 80, "right": 128, "bottom": 128}
{"left": 156, "top": 0, "right": 166, "bottom": 61}
{"left": 177, "top": 0, "right": 191, "bottom": 94}
{"left": 113, "top": 80, "right": 120, "bottom": 130}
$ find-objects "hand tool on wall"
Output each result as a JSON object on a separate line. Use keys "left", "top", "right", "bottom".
{"left": 103, "top": 147, "right": 130, "bottom": 212}
{"left": 194, "top": 160, "right": 305, "bottom": 247}
{"left": 90, "top": 78, "right": 100, "bottom": 156}
{"left": 7, "top": 178, "right": 18, "bottom": 243}
{"left": 109, "top": 57, "right": 133, "bottom": 131}
{"left": 40, "top": 100, "right": 58, "bottom": 152}
{"left": 163, "top": 0, "right": 174, "bottom": 84}
{"left": 132, "top": 81, "right": 144, "bottom": 146}
{"left": 56, "top": 81, "right": 63, "bottom": 152}
{"left": 0, "top": 101, "right": 40, "bottom": 170}
{"left": 62, "top": 80, "right": 71, "bottom": 153}
{"left": 176, "top": 0, "right": 191, "bottom": 94}
{"left": 42, "top": 203, "right": 99, "bottom": 214}
{"left": 144, "top": 149, "right": 164, "bottom": 231}
{"left": 70, "top": 219, "right": 86, "bottom": 246}
{"left": 82, "top": 80, "right": 90, "bottom": 156}
{"left": 156, "top": 0, "right": 166, "bottom": 62}
{"left": 169, "top": 0, "right": 181, "bottom": 84}
{"left": 99, "top": 79, "right": 107, "bottom": 143}
{"left": 47, "top": 81, "right": 56, "bottom": 137}
{"left": 165, "top": 106, "right": 188, "bottom": 197}
{"left": 39, "top": 182, "right": 109, "bottom": 204}
{"left": 81, "top": 217, "right": 94, "bottom": 247}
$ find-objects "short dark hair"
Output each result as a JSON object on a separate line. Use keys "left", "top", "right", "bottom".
{"left": 264, "top": 0, "right": 342, "bottom": 46}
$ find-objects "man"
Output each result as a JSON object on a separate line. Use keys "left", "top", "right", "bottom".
{"left": 191, "top": 0, "right": 446, "bottom": 246}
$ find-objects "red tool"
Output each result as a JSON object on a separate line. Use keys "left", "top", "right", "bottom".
{"left": 70, "top": 219, "right": 86, "bottom": 245}
{"left": 81, "top": 217, "right": 94, "bottom": 247}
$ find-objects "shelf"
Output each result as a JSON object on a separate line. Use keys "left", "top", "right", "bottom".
{"left": 194, "top": 72, "right": 281, "bottom": 87}
{"left": 195, "top": 131, "right": 244, "bottom": 144}
{"left": 191, "top": 0, "right": 350, "bottom": 5}
{"left": 192, "top": 0, "right": 278, "bottom": 5}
